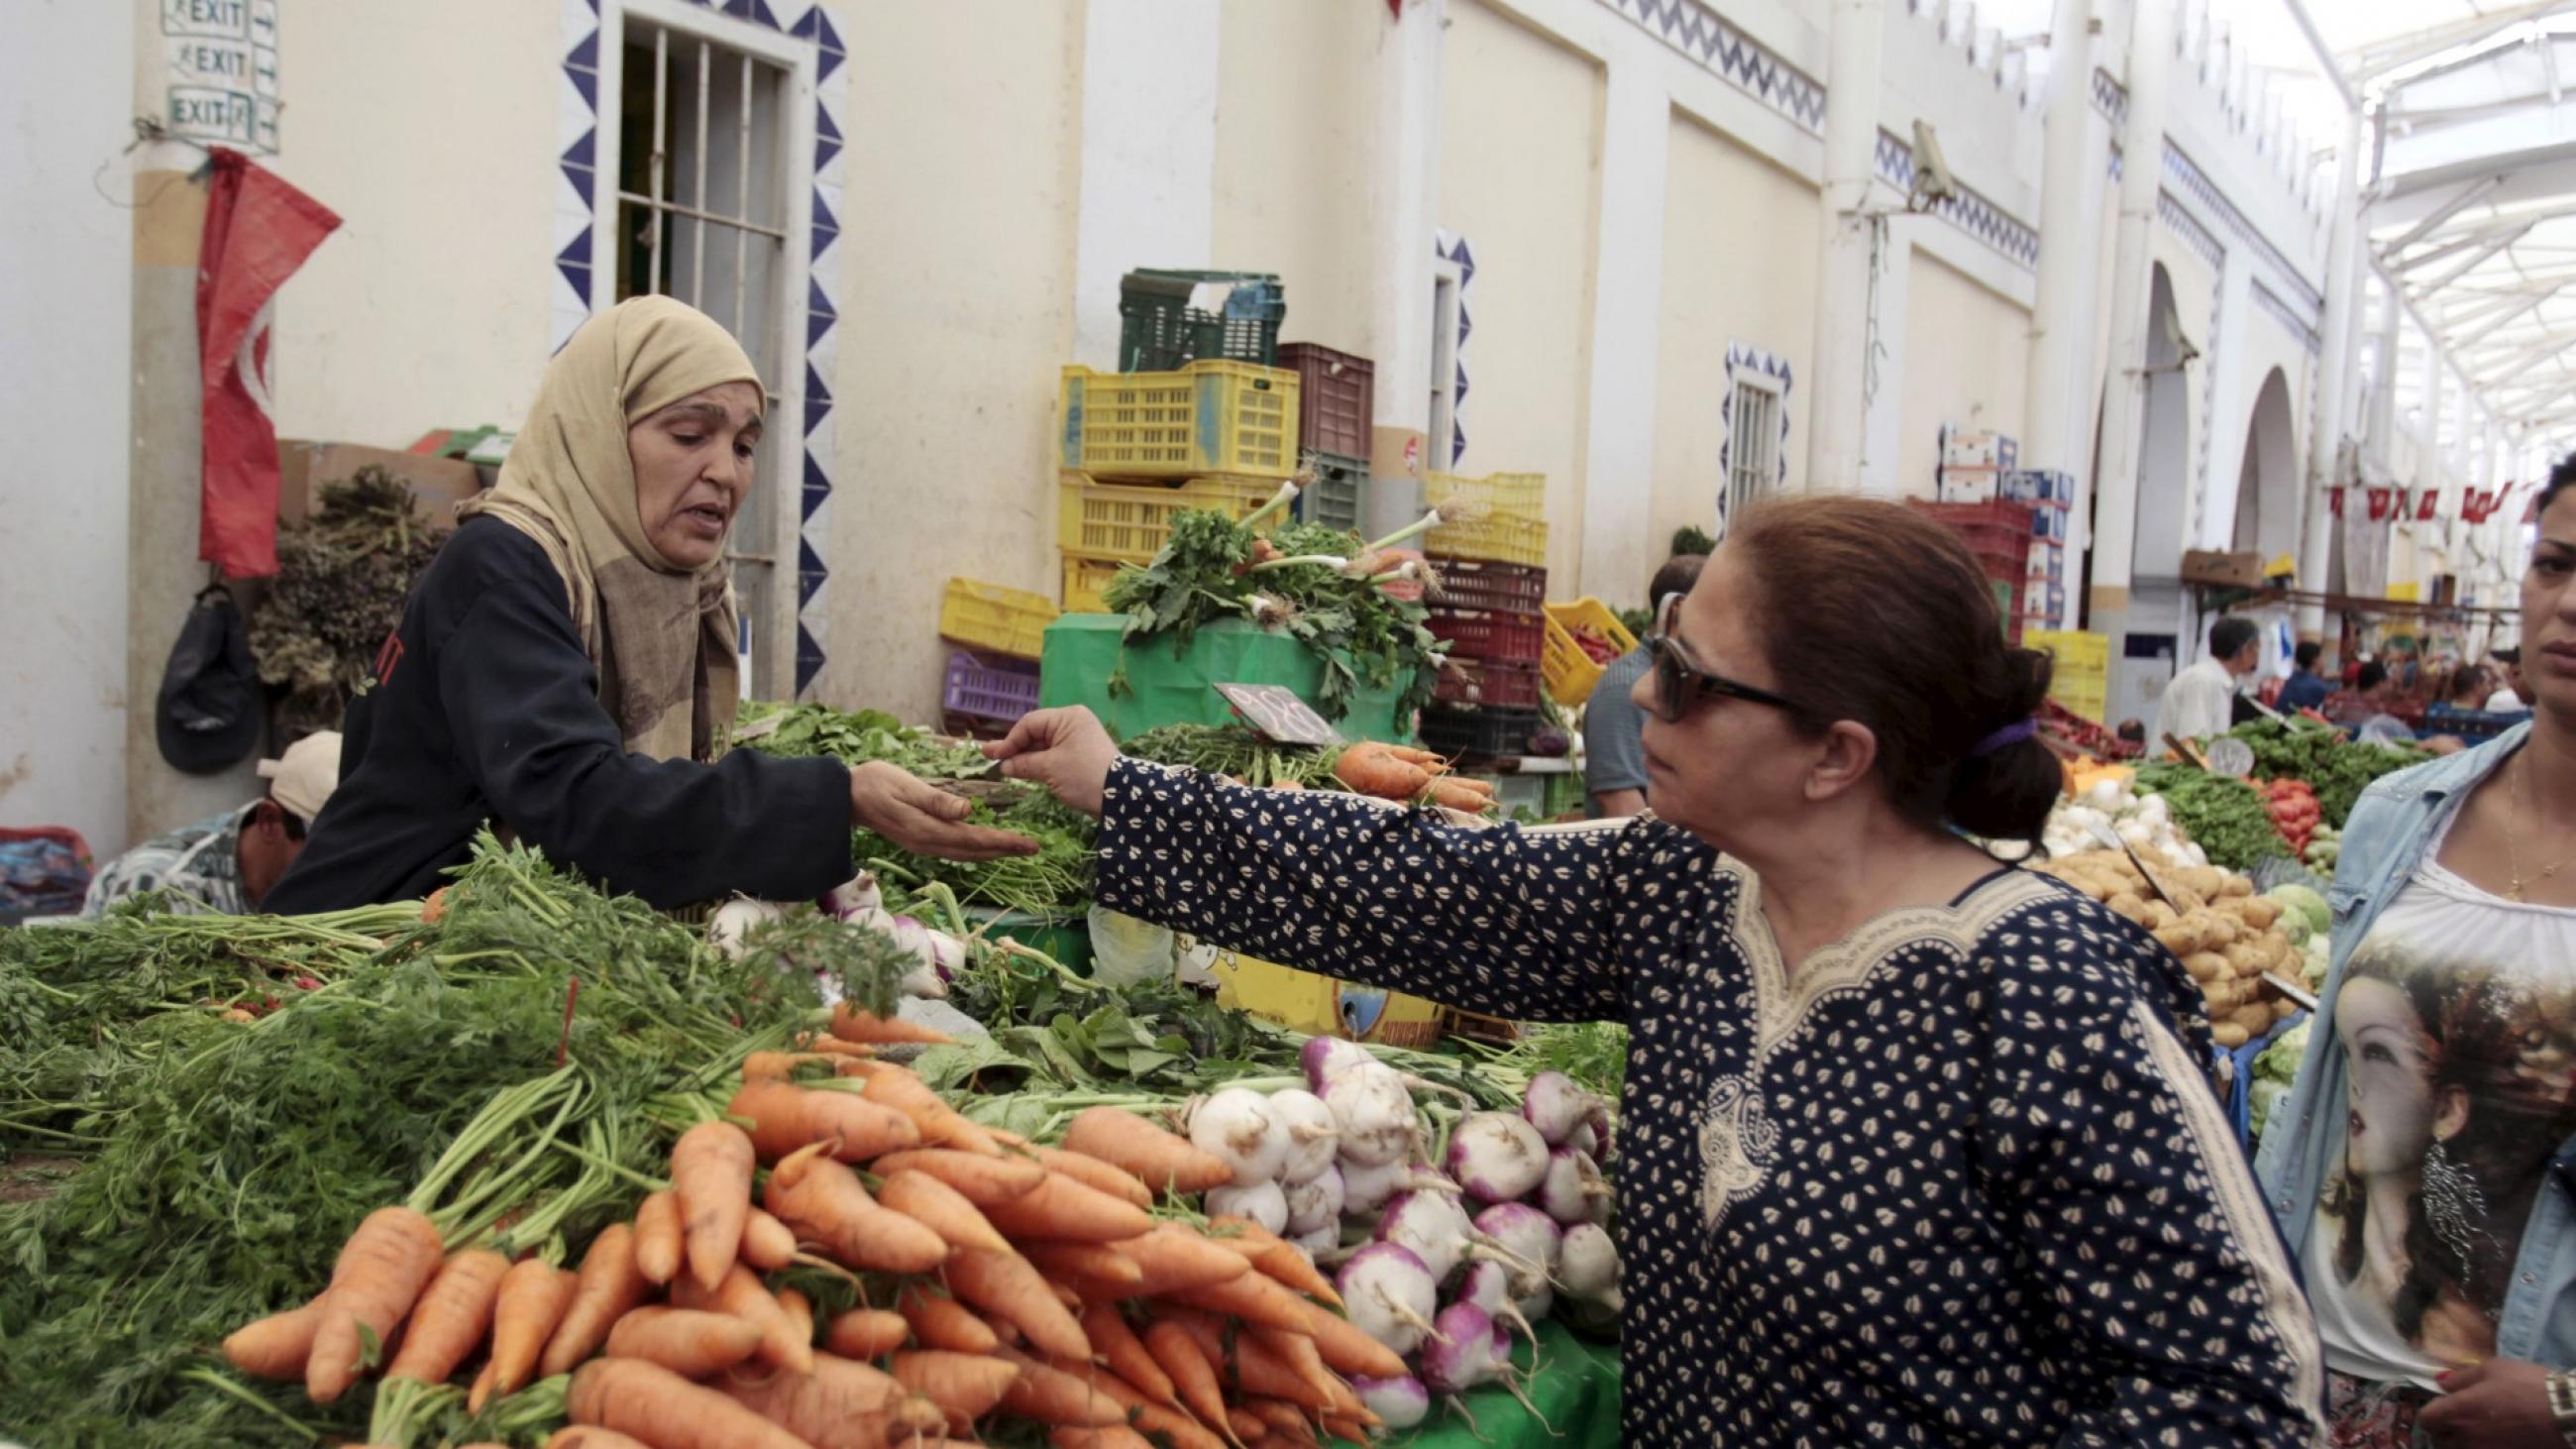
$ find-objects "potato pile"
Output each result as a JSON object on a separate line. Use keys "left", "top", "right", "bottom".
{"left": 2036, "top": 848, "right": 2301, "bottom": 1049}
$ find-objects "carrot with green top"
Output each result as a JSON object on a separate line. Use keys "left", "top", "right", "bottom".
{"left": 980, "top": 1172, "right": 1155, "bottom": 1245}
{"left": 1143, "top": 1318, "right": 1233, "bottom": 1442}
{"left": 671, "top": 1120, "right": 756, "bottom": 1292}
{"left": 1079, "top": 1303, "right": 1175, "bottom": 1408}
{"left": 889, "top": 1350, "right": 1020, "bottom": 1428}
{"left": 835, "top": 1059, "right": 1005, "bottom": 1155}
{"left": 827, "top": 1003, "right": 956, "bottom": 1047}
{"left": 568, "top": 1357, "right": 813, "bottom": 1449}
{"left": 868, "top": 1148, "right": 1046, "bottom": 1206}
{"left": 541, "top": 1224, "right": 650, "bottom": 1377}
{"left": 471, "top": 1259, "right": 579, "bottom": 1411}
{"left": 306, "top": 1205, "right": 448, "bottom": 1402}
{"left": 1021, "top": 1144, "right": 1153, "bottom": 1210}
{"left": 223, "top": 1296, "right": 326, "bottom": 1382}
{"left": 728, "top": 1079, "right": 919, "bottom": 1164}
{"left": 764, "top": 1141, "right": 950, "bottom": 1275}
{"left": 673, "top": 1262, "right": 812, "bottom": 1375}
{"left": 603, "top": 1306, "right": 766, "bottom": 1378}
{"left": 824, "top": 1307, "right": 911, "bottom": 1360}
{"left": 384, "top": 1248, "right": 510, "bottom": 1385}
{"left": 633, "top": 1189, "right": 683, "bottom": 1285}
{"left": 1061, "top": 1107, "right": 1235, "bottom": 1195}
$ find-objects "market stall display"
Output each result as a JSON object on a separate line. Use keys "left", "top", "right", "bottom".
{"left": 0, "top": 825, "right": 1622, "bottom": 1446}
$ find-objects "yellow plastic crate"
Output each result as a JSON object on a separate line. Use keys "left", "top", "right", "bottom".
{"left": 1427, "top": 471, "right": 1546, "bottom": 518}
{"left": 1211, "top": 949, "right": 1442, "bottom": 1046}
{"left": 1542, "top": 598, "right": 1641, "bottom": 706}
{"left": 939, "top": 578, "right": 1057, "bottom": 660}
{"left": 1056, "top": 474, "right": 1283, "bottom": 565}
{"left": 1059, "top": 361, "right": 1301, "bottom": 481}
{"left": 1061, "top": 554, "right": 1125, "bottom": 614}
{"left": 1428, "top": 510, "right": 1549, "bottom": 568}
{"left": 2024, "top": 628, "right": 2110, "bottom": 671}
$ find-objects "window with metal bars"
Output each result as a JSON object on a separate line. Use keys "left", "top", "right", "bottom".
{"left": 614, "top": 11, "right": 805, "bottom": 698}
{"left": 1725, "top": 374, "right": 1782, "bottom": 526}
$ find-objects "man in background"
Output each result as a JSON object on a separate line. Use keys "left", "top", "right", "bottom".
{"left": 2486, "top": 647, "right": 2526, "bottom": 711}
{"left": 2153, "top": 616, "right": 2261, "bottom": 746}
{"left": 2278, "top": 640, "right": 2333, "bottom": 714}
{"left": 83, "top": 731, "right": 342, "bottom": 916}
{"left": 1583, "top": 554, "right": 1705, "bottom": 818}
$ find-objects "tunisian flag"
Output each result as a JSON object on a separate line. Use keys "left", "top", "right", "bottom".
{"left": 197, "top": 149, "right": 340, "bottom": 579}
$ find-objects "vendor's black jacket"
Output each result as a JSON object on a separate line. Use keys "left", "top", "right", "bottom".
{"left": 267, "top": 517, "right": 851, "bottom": 912}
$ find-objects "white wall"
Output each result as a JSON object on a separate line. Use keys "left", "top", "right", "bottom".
{"left": 0, "top": 0, "right": 137, "bottom": 855}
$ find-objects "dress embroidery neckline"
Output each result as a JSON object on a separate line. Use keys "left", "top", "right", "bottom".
{"left": 1718, "top": 859, "right": 2063, "bottom": 1058}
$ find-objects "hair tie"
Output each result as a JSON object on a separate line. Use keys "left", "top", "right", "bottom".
{"left": 1971, "top": 719, "right": 2036, "bottom": 758}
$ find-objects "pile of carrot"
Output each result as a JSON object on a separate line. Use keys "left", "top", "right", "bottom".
{"left": 223, "top": 1005, "right": 1398, "bottom": 1449}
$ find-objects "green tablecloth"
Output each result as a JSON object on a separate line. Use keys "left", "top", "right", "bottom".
{"left": 1344, "top": 1323, "right": 1622, "bottom": 1449}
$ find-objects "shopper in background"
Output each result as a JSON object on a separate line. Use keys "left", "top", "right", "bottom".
{"left": 991, "top": 496, "right": 2325, "bottom": 1445}
{"left": 82, "top": 731, "right": 343, "bottom": 917}
{"left": 2342, "top": 661, "right": 2419, "bottom": 746}
{"left": 2155, "top": 614, "right": 2262, "bottom": 745}
{"left": 2256, "top": 462, "right": 2576, "bottom": 1447}
{"left": 2282, "top": 639, "right": 2336, "bottom": 714}
{"left": 1580, "top": 552, "right": 1704, "bottom": 818}
{"left": 2487, "top": 646, "right": 2527, "bottom": 712}
{"left": 2439, "top": 662, "right": 2494, "bottom": 711}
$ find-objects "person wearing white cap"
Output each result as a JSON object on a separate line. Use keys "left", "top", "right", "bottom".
{"left": 80, "top": 731, "right": 343, "bottom": 917}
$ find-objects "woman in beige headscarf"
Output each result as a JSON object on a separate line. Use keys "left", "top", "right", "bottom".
{"left": 268, "top": 297, "right": 1029, "bottom": 911}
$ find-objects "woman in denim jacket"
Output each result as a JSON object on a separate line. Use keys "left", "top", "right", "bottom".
{"left": 2256, "top": 466, "right": 2576, "bottom": 1447}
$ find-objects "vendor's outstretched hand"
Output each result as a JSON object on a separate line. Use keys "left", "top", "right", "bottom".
{"left": 984, "top": 707, "right": 1119, "bottom": 819}
{"left": 849, "top": 760, "right": 1039, "bottom": 861}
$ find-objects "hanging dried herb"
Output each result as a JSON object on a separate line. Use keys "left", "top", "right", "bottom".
{"left": 249, "top": 467, "right": 444, "bottom": 736}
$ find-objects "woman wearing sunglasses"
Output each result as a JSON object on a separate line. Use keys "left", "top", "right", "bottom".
{"left": 988, "top": 495, "right": 2323, "bottom": 1445}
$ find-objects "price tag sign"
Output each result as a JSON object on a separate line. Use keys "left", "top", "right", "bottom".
{"left": 1213, "top": 684, "right": 1344, "bottom": 747}
{"left": 2204, "top": 737, "right": 2257, "bottom": 779}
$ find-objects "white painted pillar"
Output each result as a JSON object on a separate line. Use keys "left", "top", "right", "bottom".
{"left": 2025, "top": 0, "right": 2112, "bottom": 623}
{"left": 1069, "top": 0, "right": 1221, "bottom": 370}
{"left": 2296, "top": 110, "right": 2364, "bottom": 635}
{"left": 1576, "top": 35, "right": 1670, "bottom": 598}
{"left": 1365, "top": 0, "right": 1447, "bottom": 537}
{"left": 2368, "top": 276, "right": 2399, "bottom": 456}
{"left": 2195, "top": 248, "right": 2253, "bottom": 550}
{"left": 1806, "top": 0, "right": 1887, "bottom": 493}
{"left": 2088, "top": 0, "right": 2173, "bottom": 606}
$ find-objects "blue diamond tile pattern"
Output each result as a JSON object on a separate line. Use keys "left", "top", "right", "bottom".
{"left": 1600, "top": 0, "right": 1826, "bottom": 135}
{"left": 1874, "top": 130, "right": 2041, "bottom": 272}
{"left": 2163, "top": 143, "right": 2326, "bottom": 319}
{"left": 1437, "top": 231, "right": 1477, "bottom": 467}
{"left": 557, "top": 0, "right": 845, "bottom": 699}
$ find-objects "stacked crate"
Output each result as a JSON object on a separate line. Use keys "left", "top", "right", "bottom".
{"left": 1904, "top": 498, "right": 2036, "bottom": 644}
{"left": 936, "top": 579, "right": 1056, "bottom": 734}
{"left": 2023, "top": 627, "right": 2110, "bottom": 724}
{"left": 1276, "top": 342, "right": 1374, "bottom": 532}
{"left": 2004, "top": 469, "right": 2074, "bottom": 633}
{"left": 1421, "top": 472, "right": 1551, "bottom": 758}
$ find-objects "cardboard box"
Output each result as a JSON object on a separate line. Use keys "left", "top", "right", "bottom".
{"left": 2027, "top": 508, "right": 2070, "bottom": 542}
{"left": 1937, "top": 465, "right": 2000, "bottom": 503}
{"left": 2025, "top": 541, "right": 2065, "bottom": 584}
{"left": 1943, "top": 429, "right": 2018, "bottom": 472}
{"left": 276, "top": 441, "right": 484, "bottom": 530}
{"left": 2181, "top": 549, "right": 2265, "bottom": 588}
{"left": 2002, "top": 469, "right": 2073, "bottom": 509}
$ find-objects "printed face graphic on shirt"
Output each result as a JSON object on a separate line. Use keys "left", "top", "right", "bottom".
{"left": 2338, "top": 977, "right": 2437, "bottom": 1179}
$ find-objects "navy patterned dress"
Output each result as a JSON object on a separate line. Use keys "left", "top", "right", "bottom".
{"left": 1094, "top": 760, "right": 2328, "bottom": 1446}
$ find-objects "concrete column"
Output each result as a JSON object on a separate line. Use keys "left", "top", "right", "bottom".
{"left": 1365, "top": 0, "right": 1447, "bottom": 538}
{"left": 2296, "top": 110, "right": 2364, "bottom": 635}
{"left": 2087, "top": 0, "right": 2174, "bottom": 612}
{"left": 1806, "top": 0, "right": 1887, "bottom": 492}
{"left": 2195, "top": 249, "right": 2254, "bottom": 550}
{"left": 1576, "top": 37, "right": 1670, "bottom": 598}
{"left": 126, "top": 2, "right": 263, "bottom": 843}
{"left": 2025, "top": 0, "right": 2112, "bottom": 610}
{"left": 1069, "top": 0, "right": 1221, "bottom": 370}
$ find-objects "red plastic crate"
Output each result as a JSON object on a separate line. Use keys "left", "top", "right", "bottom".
{"left": 1427, "top": 608, "right": 1547, "bottom": 664}
{"left": 1429, "top": 557, "right": 1548, "bottom": 615}
{"left": 1277, "top": 342, "right": 1374, "bottom": 460}
{"left": 1432, "top": 657, "right": 1544, "bottom": 710}
{"left": 943, "top": 649, "right": 1040, "bottom": 724}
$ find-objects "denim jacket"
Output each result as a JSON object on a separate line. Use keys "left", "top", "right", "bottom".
{"left": 2251, "top": 723, "right": 2576, "bottom": 1371}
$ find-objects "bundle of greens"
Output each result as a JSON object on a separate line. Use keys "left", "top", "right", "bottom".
{"left": 733, "top": 702, "right": 1096, "bottom": 919}
{"left": 1103, "top": 485, "right": 1451, "bottom": 721}
{"left": 2132, "top": 762, "right": 2291, "bottom": 871}
{"left": 1121, "top": 722, "right": 1339, "bottom": 787}
{"left": 0, "top": 836, "right": 904, "bottom": 1446}
{"left": 2225, "top": 718, "right": 2427, "bottom": 828}
{"left": 250, "top": 467, "right": 445, "bottom": 737}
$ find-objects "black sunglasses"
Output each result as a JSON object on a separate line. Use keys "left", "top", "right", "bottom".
{"left": 1643, "top": 595, "right": 1807, "bottom": 725}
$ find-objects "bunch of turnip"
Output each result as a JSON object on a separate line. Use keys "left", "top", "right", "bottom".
{"left": 1290, "top": 1045, "right": 1624, "bottom": 1427}
{"left": 706, "top": 872, "right": 966, "bottom": 1000}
